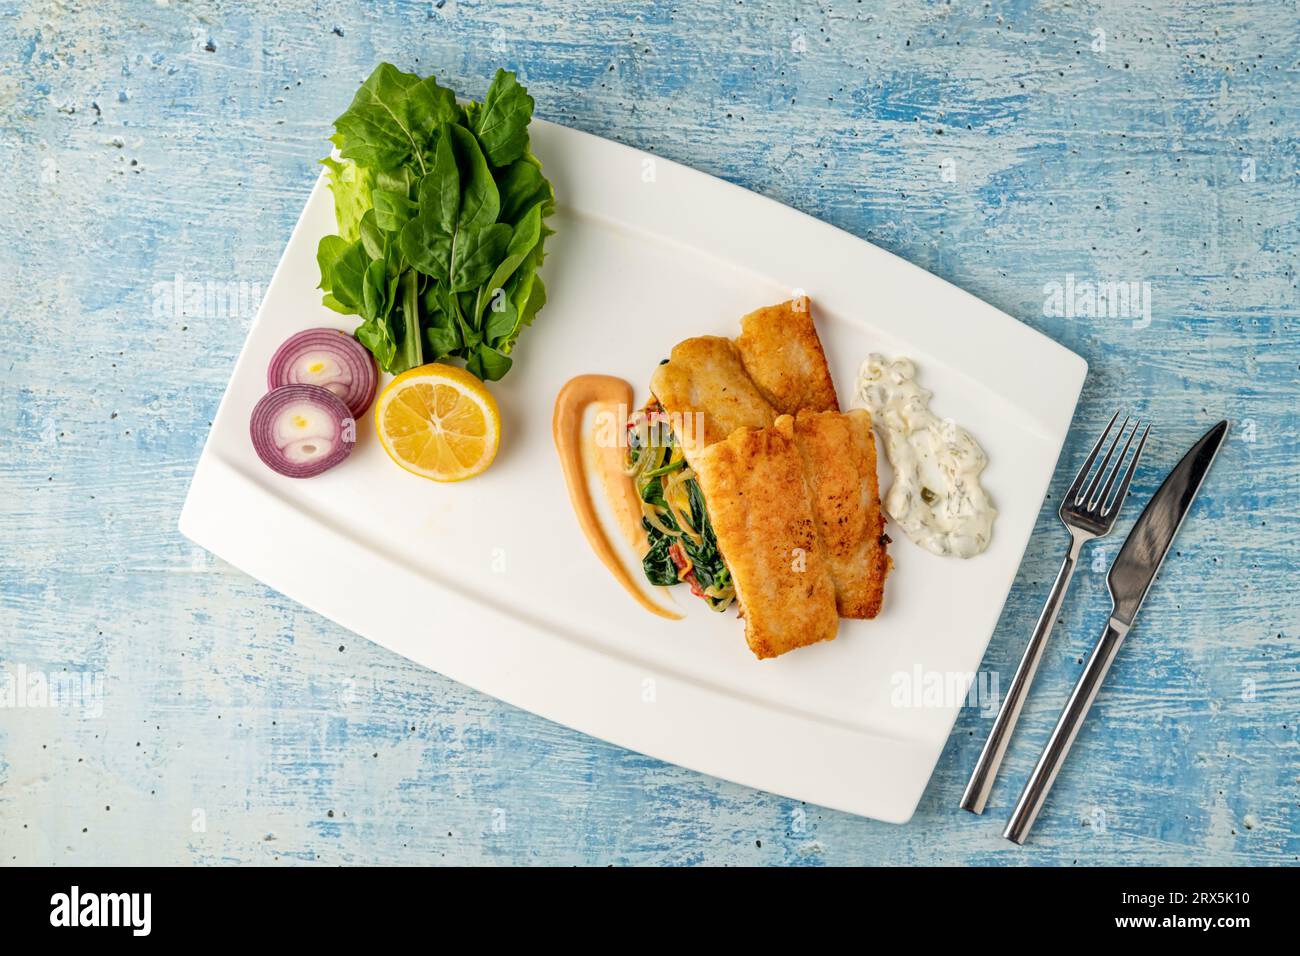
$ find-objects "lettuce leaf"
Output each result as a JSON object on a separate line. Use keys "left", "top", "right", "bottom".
{"left": 320, "top": 154, "right": 373, "bottom": 243}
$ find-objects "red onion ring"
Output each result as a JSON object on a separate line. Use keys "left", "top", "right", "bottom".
{"left": 250, "top": 384, "right": 355, "bottom": 478}
{"left": 267, "top": 328, "right": 378, "bottom": 417}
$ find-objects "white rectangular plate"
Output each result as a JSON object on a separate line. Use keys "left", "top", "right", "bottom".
{"left": 180, "top": 120, "right": 1086, "bottom": 823}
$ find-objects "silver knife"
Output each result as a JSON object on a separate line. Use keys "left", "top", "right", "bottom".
{"left": 1003, "top": 419, "right": 1229, "bottom": 844}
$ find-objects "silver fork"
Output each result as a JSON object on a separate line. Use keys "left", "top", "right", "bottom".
{"left": 960, "top": 410, "right": 1150, "bottom": 814}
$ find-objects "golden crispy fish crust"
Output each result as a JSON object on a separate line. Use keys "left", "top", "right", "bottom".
{"left": 649, "top": 336, "right": 776, "bottom": 457}
{"left": 791, "top": 409, "right": 890, "bottom": 619}
{"left": 693, "top": 420, "right": 840, "bottom": 659}
{"left": 735, "top": 297, "right": 839, "bottom": 415}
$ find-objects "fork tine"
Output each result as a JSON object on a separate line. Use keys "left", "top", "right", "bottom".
{"left": 1065, "top": 409, "right": 1122, "bottom": 501}
{"left": 1078, "top": 415, "right": 1130, "bottom": 506}
{"left": 1090, "top": 417, "right": 1140, "bottom": 510}
{"left": 1101, "top": 422, "right": 1150, "bottom": 517}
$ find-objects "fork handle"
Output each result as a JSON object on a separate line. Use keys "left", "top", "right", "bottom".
{"left": 1004, "top": 619, "right": 1129, "bottom": 844}
{"left": 960, "top": 536, "right": 1083, "bottom": 814}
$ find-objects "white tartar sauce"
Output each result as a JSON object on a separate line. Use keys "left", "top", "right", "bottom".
{"left": 854, "top": 354, "right": 996, "bottom": 558}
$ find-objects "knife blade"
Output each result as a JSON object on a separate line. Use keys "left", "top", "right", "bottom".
{"left": 1107, "top": 419, "right": 1229, "bottom": 626}
{"left": 1003, "top": 420, "right": 1229, "bottom": 844}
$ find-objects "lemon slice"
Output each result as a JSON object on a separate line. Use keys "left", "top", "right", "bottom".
{"left": 374, "top": 363, "right": 501, "bottom": 482}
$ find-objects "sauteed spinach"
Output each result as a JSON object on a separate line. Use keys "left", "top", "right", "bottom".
{"left": 626, "top": 406, "right": 734, "bottom": 612}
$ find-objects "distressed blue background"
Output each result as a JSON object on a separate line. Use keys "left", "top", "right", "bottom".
{"left": 1, "top": 0, "right": 1296, "bottom": 865}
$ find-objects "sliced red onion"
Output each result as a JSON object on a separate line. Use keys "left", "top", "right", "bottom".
{"left": 267, "top": 328, "right": 378, "bottom": 417}
{"left": 250, "top": 384, "right": 355, "bottom": 478}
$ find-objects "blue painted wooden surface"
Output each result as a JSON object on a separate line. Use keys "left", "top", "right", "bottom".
{"left": 1, "top": 0, "right": 1296, "bottom": 866}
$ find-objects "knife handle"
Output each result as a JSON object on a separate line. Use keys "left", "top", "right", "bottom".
{"left": 960, "top": 538, "right": 1083, "bottom": 814}
{"left": 1003, "top": 618, "right": 1130, "bottom": 844}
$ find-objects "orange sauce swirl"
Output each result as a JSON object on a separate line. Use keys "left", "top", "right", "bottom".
{"left": 553, "top": 375, "right": 681, "bottom": 621}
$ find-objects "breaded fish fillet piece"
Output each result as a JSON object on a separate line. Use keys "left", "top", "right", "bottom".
{"left": 649, "top": 336, "right": 776, "bottom": 459}
{"left": 735, "top": 297, "right": 840, "bottom": 415}
{"left": 692, "top": 420, "right": 840, "bottom": 659}
{"left": 790, "top": 409, "right": 891, "bottom": 619}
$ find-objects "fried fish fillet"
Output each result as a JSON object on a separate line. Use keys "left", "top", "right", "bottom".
{"left": 692, "top": 420, "right": 840, "bottom": 659}
{"left": 649, "top": 336, "right": 775, "bottom": 459}
{"left": 789, "top": 409, "right": 891, "bottom": 619}
{"left": 735, "top": 297, "right": 839, "bottom": 415}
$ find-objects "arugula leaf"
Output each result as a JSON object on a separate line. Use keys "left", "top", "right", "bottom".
{"left": 476, "top": 202, "right": 542, "bottom": 324}
{"left": 450, "top": 223, "right": 511, "bottom": 292}
{"left": 473, "top": 69, "right": 534, "bottom": 167}
{"left": 403, "top": 125, "right": 504, "bottom": 290}
{"left": 483, "top": 293, "right": 518, "bottom": 345}
{"left": 425, "top": 307, "right": 462, "bottom": 358}
{"left": 513, "top": 275, "right": 547, "bottom": 346}
{"left": 447, "top": 124, "right": 500, "bottom": 230}
{"left": 358, "top": 209, "right": 386, "bottom": 262}
{"left": 396, "top": 269, "right": 423, "bottom": 372}
{"left": 332, "top": 64, "right": 457, "bottom": 173}
{"left": 398, "top": 215, "right": 453, "bottom": 278}
{"left": 316, "top": 235, "right": 348, "bottom": 293}
{"left": 466, "top": 344, "right": 513, "bottom": 381}
{"left": 420, "top": 132, "right": 461, "bottom": 233}
{"left": 355, "top": 316, "right": 397, "bottom": 371}
{"left": 453, "top": 285, "right": 483, "bottom": 349}
{"left": 318, "top": 63, "right": 554, "bottom": 382}
{"left": 374, "top": 166, "right": 417, "bottom": 196}
{"left": 496, "top": 156, "right": 552, "bottom": 225}
{"left": 495, "top": 241, "right": 548, "bottom": 353}
{"left": 459, "top": 100, "right": 482, "bottom": 130}
{"left": 321, "top": 294, "right": 352, "bottom": 315}
{"left": 372, "top": 188, "right": 416, "bottom": 233}
{"left": 318, "top": 237, "right": 369, "bottom": 312}
{"left": 362, "top": 258, "right": 389, "bottom": 320}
